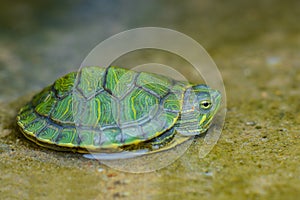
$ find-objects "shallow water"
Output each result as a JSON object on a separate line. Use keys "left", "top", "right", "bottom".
{"left": 0, "top": 0, "right": 299, "bottom": 199}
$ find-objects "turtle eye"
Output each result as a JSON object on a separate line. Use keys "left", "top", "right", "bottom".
{"left": 200, "top": 100, "right": 212, "bottom": 109}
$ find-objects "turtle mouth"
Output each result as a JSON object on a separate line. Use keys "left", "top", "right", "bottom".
{"left": 210, "top": 89, "right": 222, "bottom": 114}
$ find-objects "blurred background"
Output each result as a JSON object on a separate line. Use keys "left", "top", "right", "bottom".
{"left": 0, "top": 0, "right": 299, "bottom": 199}
{"left": 1, "top": 0, "right": 299, "bottom": 101}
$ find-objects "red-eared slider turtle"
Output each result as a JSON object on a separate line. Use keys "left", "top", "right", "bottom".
{"left": 17, "top": 66, "right": 221, "bottom": 157}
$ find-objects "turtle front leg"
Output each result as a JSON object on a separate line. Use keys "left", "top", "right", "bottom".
{"left": 148, "top": 128, "right": 176, "bottom": 149}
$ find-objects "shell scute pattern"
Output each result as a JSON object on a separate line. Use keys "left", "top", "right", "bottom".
{"left": 17, "top": 66, "right": 189, "bottom": 151}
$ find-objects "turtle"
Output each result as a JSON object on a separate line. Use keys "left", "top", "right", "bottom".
{"left": 17, "top": 66, "right": 221, "bottom": 158}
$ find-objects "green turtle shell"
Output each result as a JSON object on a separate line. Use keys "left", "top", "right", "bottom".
{"left": 17, "top": 66, "right": 190, "bottom": 152}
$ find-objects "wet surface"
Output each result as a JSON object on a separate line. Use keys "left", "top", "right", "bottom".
{"left": 0, "top": 0, "right": 299, "bottom": 199}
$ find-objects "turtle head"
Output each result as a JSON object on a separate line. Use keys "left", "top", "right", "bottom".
{"left": 176, "top": 84, "right": 221, "bottom": 135}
